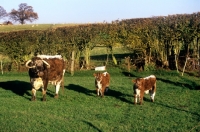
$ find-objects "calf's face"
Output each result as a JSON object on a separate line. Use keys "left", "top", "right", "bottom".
{"left": 132, "top": 78, "right": 143, "bottom": 90}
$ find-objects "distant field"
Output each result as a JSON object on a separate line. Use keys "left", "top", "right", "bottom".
{"left": 0, "top": 23, "right": 79, "bottom": 32}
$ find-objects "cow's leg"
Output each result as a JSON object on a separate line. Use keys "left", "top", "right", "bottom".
{"left": 42, "top": 88, "right": 47, "bottom": 101}
{"left": 99, "top": 88, "right": 103, "bottom": 97}
{"left": 150, "top": 84, "right": 156, "bottom": 102}
{"left": 139, "top": 90, "right": 144, "bottom": 105}
{"left": 96, "top": 88, "right": 99, "bottom": 96}
{"left": 150, "top": 90, "right": 156, "bottom": 102}
{"left": 134, "top": 94, "right": 137, "bottom": 104}
{"left": 31, "top": 89, "right": 36, "bottom": 101}
{"left": 101, "top": 87, "right": 105, "bottom": 97}
{"left": 134, "top": 89, "right": 140, "bottom": 104}
{"left": 54, "top": 83, "right": 61, "bottom": 98}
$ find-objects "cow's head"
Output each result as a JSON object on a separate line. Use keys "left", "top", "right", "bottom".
{"left": 132, "top": 78, "right": 143, "bottom": 90}
{"left": 93, "top": 72, "right": 103, "bottom": 83}
{"left": 26, "top": 57, "right": 50, "bottom": 77}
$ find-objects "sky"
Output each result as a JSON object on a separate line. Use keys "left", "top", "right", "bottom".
{"left": 1, "top": 0, "right": 200, "bottom": 24}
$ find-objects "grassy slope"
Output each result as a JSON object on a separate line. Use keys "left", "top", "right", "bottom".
{"left": 0, "top": 68, "right": 199, "bottom": 132}
{"left": 0, "top": 23, "right": 79, "bottom": 32}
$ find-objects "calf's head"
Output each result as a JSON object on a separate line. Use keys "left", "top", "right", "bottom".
{"left": 93, "top": 72, "right": 103, "bottom": 83}
{"left": 132, "top": 78, "right": 143, "bottom": 90}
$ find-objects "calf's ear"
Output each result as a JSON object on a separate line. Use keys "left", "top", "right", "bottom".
{"left": 132, "top": 79, "right": 136, "bottom": 83}
{"left": 93, "top": 73, "right": 96, "bottom": 77}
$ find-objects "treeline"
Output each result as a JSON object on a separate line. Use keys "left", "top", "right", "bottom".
{"left": 0, "top": 12, "right": 200, "bottom": 73}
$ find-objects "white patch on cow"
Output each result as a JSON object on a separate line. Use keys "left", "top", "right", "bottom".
{"left": 144, "top": 90, "right": 149, "bottom": 94}
{"left": 31, "top": 78, "right": 43, "bottom": 90}
{"left": 63, "top": 69, "right": 66, "bottom": 75}
{"left": 144, "top": 75, "right": 156, "bottom": 80}
{"left": 55, "top": 83, "right": 61, "bottom": 94}
{"left": 135, "top": 89, "right": 140, "bottom": 103}
{"left": 97, "top": 81, "right": 102, "bottom": 96}
{"left": 32, "top": 89, "right": 36, "bottom": 96}
{"left": 95, "top": 66, "right": 106, "bottom": 71}
{"left": 150, "top": 92, "right": 156, "bottom": 101}
{"left": 103, "top": 72, "right": 107, "bottom": 76}
{"left": 37, "top": 55, "right": 62, "bottom": 59}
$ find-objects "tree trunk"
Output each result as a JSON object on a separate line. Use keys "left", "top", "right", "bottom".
{"left": 182, "top": 43, "right": 189, "bottom": 76}
{"left": 1, "top": 60, "right": 3, "bottom": 75}
{"left": 84, "top": 47, "right": 90, "bottom": 69}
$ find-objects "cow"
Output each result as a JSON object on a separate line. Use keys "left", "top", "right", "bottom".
{"left": 93, "top": 72, "right": 110, "bottom": 97}
{"left": 132, "top": 75, "right": 156, "bottom": 105}
{"left": 25, "top": 55, "right": 65, "bottom": 101}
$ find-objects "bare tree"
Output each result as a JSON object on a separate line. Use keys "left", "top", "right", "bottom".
{"left": 0, "top": 6, "right": 7, "bottom": 20}
{"left": 9, "top": 3, "right": 38, "bottom": 24}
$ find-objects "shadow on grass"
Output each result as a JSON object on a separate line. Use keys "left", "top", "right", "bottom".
{"left": 154, "top": 101, "right": 200, "bottom": 121}
{"left": 157, "top": 77, "right": 199, "bottom": 90}
{"left": 105, "top": 88, "right": 133, "bottom": 104}
{"left": 121, "top": 71, "right": 136, "bottom": 77}
{"left": 65, "top": 84, "right": 95, "bottom": 96}
{"left": 82, "top": 120, "right": 102, "bottom": 132}
{"left": 65, "top": 84, "right": 133, "bottom": 104}
{"left": 0, "top": 80, "right": 32, "bottom": 100}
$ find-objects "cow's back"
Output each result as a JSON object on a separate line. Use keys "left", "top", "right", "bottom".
{"left": 43, "top": 58, "right": 65, "bottom": 81}
{"left": 143, "top": 75, "right": 156, "bottom": 90}
{"left": 102, "top": 72, "right": 110, "bottom": 87}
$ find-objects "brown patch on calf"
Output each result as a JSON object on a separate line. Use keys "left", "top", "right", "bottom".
{"left": 132, "top": 75, "right": 156, "bottom": 105}
{"left": 93, "top": 72, "right": 110, "bottom": 97}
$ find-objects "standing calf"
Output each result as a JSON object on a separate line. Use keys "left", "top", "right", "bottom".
{"left": 93, "top": 72, "right": 110, "bottom": 97}
{"left": 132, "top": 75, "right": 156, "bottom": 105}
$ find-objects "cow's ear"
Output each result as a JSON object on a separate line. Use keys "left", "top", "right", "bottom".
{"left": 93, "top": 73, "right": 96, "bottom": 77}
{"left": 132, "top": 79, "right": 136, "bottom": 83}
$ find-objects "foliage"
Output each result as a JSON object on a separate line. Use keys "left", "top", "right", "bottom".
{"left": 0, "top": 12, "right": 200, "bottom": 73}
{"left": 0, "top": 6, "right": 7, "bottom": 20}
{"left": 9, "top": 3, "right": 38, "bottom": 24}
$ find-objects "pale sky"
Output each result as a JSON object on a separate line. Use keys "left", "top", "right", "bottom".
{"left": 1, "top": 0, "right": 200, "bottom": 24}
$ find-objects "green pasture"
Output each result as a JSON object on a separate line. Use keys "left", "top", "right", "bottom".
{"left": 0, "top": 68, "right": 199, "bottom": 132}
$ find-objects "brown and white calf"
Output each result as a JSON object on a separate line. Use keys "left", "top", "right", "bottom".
{"left": 93, "top": 72, "right": 110, "bottom": 97}
{"left": 132, "top": 75, "right": 156, "bottom": 105}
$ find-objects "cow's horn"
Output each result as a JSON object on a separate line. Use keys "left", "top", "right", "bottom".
{"left": 42, "top": 60, "right": 50, "bottom": 68}
{"left": 25, "top": 60, "right": 33, "bottom": 68}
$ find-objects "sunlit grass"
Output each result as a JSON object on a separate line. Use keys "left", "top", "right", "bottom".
{"left": 0, "top": 68, "right": 200, "bottom": 131}
{"left": 0, "top": 23, "right": 79, "bottom": 32}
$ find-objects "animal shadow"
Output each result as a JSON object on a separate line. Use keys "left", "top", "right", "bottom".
{"left": 0, "top": 80, "right": 32, "bottom": 98}
{"left": 65, "top": 84, "right": 95, "bottom": 96}
{"left": 122, "top": 72, "right": 135, "bottom": 77}
{"left": 106, "top": 88, "right": 133, "bottom": 104}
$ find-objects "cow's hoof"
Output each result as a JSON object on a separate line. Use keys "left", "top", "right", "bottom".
{"left": 42, "top": 98, "right": 46, "bottom": 101}
{"left": 54, "top": 94, "right": 59, "bottom": 98}
{"left": 31, "top": 96, "right": 36, "bottom": 101}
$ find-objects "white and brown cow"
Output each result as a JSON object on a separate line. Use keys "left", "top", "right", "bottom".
{"left": 93, "top": 72, "right": 110, "bottom": 97}
{"left": 25, "top": 55, "right": 65, "bottom": 101}
{"left": 132, "top": 75, "right": 156, "bottom": 105}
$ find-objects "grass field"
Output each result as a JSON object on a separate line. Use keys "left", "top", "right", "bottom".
{"left": 0, "top": 23, "right": 79, "bottom": 32}
{"left": 0, "top": 67, "right": 200, "bottom": 132}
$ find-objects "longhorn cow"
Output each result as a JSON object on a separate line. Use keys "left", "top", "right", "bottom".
{"left": 25, "top": 55, "right": 65, "bottom": 101}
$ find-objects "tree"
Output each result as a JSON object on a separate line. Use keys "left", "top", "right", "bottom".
{"left": 9, "top": 3, "right": 38, "bottom": 24}
{"left": 0, "top": 6, "right": 7, "bottom": 20}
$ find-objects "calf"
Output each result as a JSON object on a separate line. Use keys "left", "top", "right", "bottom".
{"left": 93, "top": 72, "right": 110, "bottom": 97}
{"left": 132, "top": 75, "right": 156, "bottom": 105}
